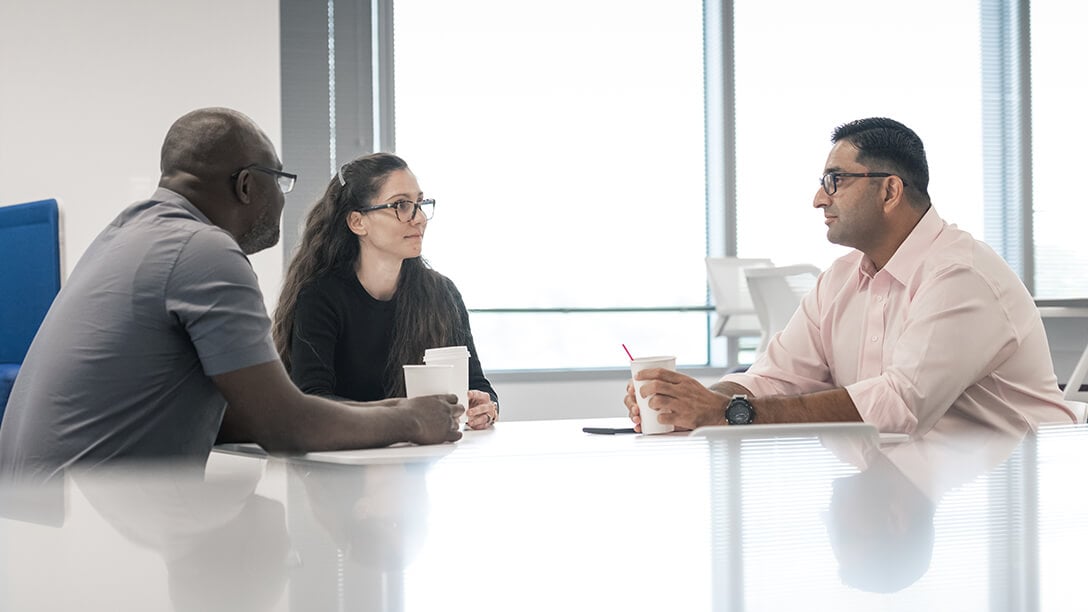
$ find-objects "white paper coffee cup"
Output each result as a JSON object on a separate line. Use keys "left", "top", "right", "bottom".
{"left": 403, "top": 364, "right": 455, "bottom": 402}
{"left": 630, "top": 355, "right": 677, "bottom": 435}
{"left": 423, "top": 346, "right": 470, "bottom": 426}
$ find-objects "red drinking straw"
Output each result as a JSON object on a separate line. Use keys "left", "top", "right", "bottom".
{"left": 622, "top": 344, "right": 634, "bottom": 361}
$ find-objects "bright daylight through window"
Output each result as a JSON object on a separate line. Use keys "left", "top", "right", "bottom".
{"left": 1031, "top": 2, "right": 1088, "bottom": 298}
{"left": 394, "top": 0, "right": 707, "bottom": 370}
{"left": 391, "top": 0, "right": 1081, "bottom": 371}
{"left": 734, "top": 0, "right": 984, "bottom": 272}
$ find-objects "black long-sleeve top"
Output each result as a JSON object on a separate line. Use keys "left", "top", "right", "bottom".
{"left": 288, "top": 273, "right": 497, "bottom": 404}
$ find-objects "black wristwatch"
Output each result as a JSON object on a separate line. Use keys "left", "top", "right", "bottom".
{"left": 725, "top": 394, "right": 756, "bottom": 425}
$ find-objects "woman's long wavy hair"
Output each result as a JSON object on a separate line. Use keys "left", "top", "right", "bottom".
{"left": 272, "top": 152, "right": 468, "bottom": 398}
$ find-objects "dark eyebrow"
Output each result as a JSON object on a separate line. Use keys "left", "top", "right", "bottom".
{"left": 382, "top": 192, "right": 424, "bottom": 203}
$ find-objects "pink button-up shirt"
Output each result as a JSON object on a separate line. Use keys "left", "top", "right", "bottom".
{"left": 724, "top": 207, "right": 1073, "bottom": 435}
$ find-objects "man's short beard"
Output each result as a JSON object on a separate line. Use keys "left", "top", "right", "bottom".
{"left": 238, "top": 209, "right": 281, "bottom": 255}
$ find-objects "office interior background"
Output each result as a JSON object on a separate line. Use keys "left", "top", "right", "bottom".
{"left": 0, "top": 0, "right": 1084, "bottom": 420}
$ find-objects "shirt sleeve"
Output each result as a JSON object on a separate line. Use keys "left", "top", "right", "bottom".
{"left": 448, "top": 280, "right": 498, "bottom": 403}
{"left": 288, "top": 283, "right": 344, "bottom": 397}
{"left": 722, "top": 272, "right": 836, "bottom": 397}
{"left": 165, "top": 228, "right": 278, "bottom": 376}
{"left": 845, "top": 264, "right": 1019, "bottom": 435}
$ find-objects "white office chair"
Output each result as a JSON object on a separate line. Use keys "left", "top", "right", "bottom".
{"left": 1062, "top": 340, "right": 1088, "bottom": 415}
{"left": 705, "top": 257, "right": 773, "bottom": 364}
{"left": 743, "top": 264, "right": 821, "bottom": 354}
{"left": 1064, "top": 401, "right": 1088, "bottom": 424}
{"left": 1038, "top": 302, "right": 1088, "bottom": 395}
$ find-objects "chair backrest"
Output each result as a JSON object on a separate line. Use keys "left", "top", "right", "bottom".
{"left": 705, "top": 257, "right": 773, "bottom": 338}
{"left": 0, "top": 199, "right": 63, "bottom": 364}
{"left": 744, "top": 264, "right": 821, "bottom": 354}
{"left": 1037, "top": 301, "right": 1088, "bottom": 391}
{"left": 1063, "top": 341, "right": 1088, "bottom": 404}
{"left": 1064, "top": 400, "right": 1088, "bottom": 424}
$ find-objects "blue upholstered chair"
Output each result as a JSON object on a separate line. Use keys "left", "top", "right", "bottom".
{"left": 0, "top": 199, "right": 63, "bottom": 420}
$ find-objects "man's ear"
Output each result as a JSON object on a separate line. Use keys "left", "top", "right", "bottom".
{"left": 347, "top": 210, "right": 368, "bottom": 236}
{"left": 233, "top": 169, "right": 253, "bottom": 204}
{"left": 881, "top": 176, "right": 908, "bottom": 214}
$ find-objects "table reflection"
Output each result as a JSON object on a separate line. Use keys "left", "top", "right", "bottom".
{"left": 1, "top": 418, "right": 1086, "bottom": 612}
{"left": 827, "top": 446, "right": 940, "bottom": 593}
{"left": 288, "top": 460, "right": 434, "bottom": 611}
{"left": 73, "top": 462, "right": 291, "bottom": 612}
{"left": 0, "top": 455, "right": 290, "bottom": 611}
{"left": 704, "top": 420, "right": 1035, "bottom": 609}
{"left": 824, "top": 422, "right": 1026, "bottom": 594}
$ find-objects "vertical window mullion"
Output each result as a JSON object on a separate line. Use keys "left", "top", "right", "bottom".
{"left": 980, "top": 0, "right": 1034, "bottom": 292}
{"left": 704, "top": 0, "right": 737, "bottom": 367}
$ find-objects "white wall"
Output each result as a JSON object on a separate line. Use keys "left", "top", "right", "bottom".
{"left": 0, "top": 0, "right": 283, "bottom": 309}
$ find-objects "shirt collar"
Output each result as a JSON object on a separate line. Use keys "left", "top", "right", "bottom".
{"left": 877, "top": 205, "right": 945, "bottom": 285}
{"left": 150, "top": 187, "right": 214, "bottom": 226}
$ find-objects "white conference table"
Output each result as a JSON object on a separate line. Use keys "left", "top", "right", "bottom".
{"left": 2, "top": 417, "right": 1086, "bottom": 611}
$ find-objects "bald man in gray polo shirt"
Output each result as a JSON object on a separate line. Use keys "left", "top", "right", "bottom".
{"left": 0, "top": 108, "right": 463, "bottom": 484}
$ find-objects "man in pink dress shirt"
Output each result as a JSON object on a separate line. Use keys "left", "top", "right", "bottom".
{"left": 625, "top": 117, "right": 1073, "bottom": 436}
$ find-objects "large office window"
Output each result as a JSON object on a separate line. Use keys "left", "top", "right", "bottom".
{"left": 393, "top": 1, "right": 706, "bottom": 370}
{"left": 1030, "top": 2, "right": 1088, "bottom": 298}
{"left": 733, "top": 0, "right": 985, "bottom": 271}
{"left": 282, "top": 0, "right": 1082, "bottom": 373}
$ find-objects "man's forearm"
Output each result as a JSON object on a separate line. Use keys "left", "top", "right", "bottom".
{"left": 753, "top": 388, "right": 863, "bottom": 424}
{"left": 269, "top": 395, "right": 417, "bottom": 452}
{"left": 708, "top": 383, "right": 863, "bottom": 425}
{"left": 215, "top": 406, "right": 250, "bottom": 444}
{"left": 212, "top": 361, "right": 442, "bottom": 453}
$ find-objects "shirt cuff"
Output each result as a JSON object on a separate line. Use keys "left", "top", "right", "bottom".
{"left": 844, "top": 377, "right": 918, "bottom": 434}
{"left": 200, "top": 338, "right": 280, "bottom": 376}
{"left": 719, "top": 373, "right": 786, "bottom": 398}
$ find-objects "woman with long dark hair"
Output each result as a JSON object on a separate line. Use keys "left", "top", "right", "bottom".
{"left": 273, "top": 153, "right": 498, "bottom": 429}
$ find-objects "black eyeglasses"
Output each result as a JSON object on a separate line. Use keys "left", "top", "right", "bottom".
{"left": 360, "top": 199, "right": 436, "bottom": 222}
{"left": 820, "top": 172, "right": 907, "bottom": 196}
{"left": 230, "top": 164, "right": 297, "bottom": 194}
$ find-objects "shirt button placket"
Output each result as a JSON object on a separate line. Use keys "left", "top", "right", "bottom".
{"left": 860, "top": 277, "right": 888, "bottom": 380}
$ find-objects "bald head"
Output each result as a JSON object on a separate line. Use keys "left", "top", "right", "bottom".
{"left": 160, "top": 107, "right": 276, "bottom": 184}
{"left": 157, "top": 108, "right": 285, "bottom": 253}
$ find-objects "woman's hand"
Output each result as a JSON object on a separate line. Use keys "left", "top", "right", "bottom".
{"left": 465, "top": 390, "right": 499, "bottom": 430}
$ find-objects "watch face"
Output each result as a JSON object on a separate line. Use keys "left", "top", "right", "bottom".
{"left": 727, "top": 399, "right": 754, "bottom": 425}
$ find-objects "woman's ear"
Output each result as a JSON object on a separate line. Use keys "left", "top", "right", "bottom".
{"left": 347, "top": 211, "right": 368, "bottom": 237}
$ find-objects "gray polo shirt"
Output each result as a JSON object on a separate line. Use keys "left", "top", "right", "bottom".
{"left": 0, "top": 188, "right": 278, "bottom": 483}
